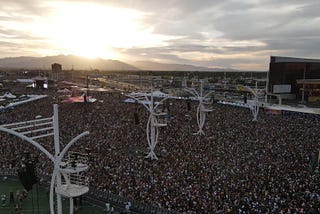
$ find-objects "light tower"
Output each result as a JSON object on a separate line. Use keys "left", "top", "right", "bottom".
{"left": 0, "top": 104, "right": 90, "bottom": 214}
{"left": 185, "top": 80, "right": 214, "bottom": 135}
{"left": 127, "top": 87, "right": 169, "bottom": 160}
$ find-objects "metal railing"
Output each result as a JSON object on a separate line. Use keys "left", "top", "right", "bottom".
{"left": 0, "top": 168, "right": 179, "bottom": 214}
{"left": 0, "top": 168, "right": 17, "bottom": 178}
{"left": 86, "top": 187, "right": 179, "bottom": 214}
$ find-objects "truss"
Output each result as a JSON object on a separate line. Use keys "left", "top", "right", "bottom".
{"left": 127, "top": 90, "right": 169, "bottom": 160}
{"left": 184, "top": 81, "right": 214, "bottom": 135}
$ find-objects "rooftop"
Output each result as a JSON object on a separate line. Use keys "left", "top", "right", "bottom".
{"left": 271, "top": 56, "right": 320, "bottom": 64}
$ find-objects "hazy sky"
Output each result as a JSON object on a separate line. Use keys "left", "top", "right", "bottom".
{"left": 0, "top": 0, "right": 319, "bottom": 70}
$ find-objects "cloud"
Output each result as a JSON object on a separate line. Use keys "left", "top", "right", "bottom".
{"left": 0, "top": 0, "right": 319, "bottom": 70}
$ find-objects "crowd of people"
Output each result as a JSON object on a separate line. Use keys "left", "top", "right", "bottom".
{"left": 0, "top": 89, "right": 320, "bottom": 213}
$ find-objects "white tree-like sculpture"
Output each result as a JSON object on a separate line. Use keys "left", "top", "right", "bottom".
{"left": 127, "top": 90, "right": 169, "bottom": 160}
{"left": 185, "top": 81, "right": 214, "bottom": 135}
{"left": 237, "top": 82, "right": 265, "bottom": 121}
{"left": 0, "top": 104, "right": 89, "bottom": 214}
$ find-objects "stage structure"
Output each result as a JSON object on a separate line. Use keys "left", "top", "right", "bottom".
{"left": 185, "top": 81, "right": 214, "bottom": 135}
{"left": 127, "top": 90, "right": 169, "bottom": 160}
{"left": 237, "top": 82, "right": 265, "bottom": 121}
{"left": 0, "top": 104, "right": 90, "bottom": 214}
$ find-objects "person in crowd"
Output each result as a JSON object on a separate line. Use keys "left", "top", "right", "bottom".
{"left": 0, "top": 88, "right": 319, "bottom": 213}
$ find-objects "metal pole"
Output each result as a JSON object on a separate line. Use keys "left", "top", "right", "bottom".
{"left": 302, "top": 67, "right": 306, "bottom": 103}
{"left": 255, "top": 81, "right": 258, "bottom": 93}
{"left": 254, "top": 81, "right": 258, "bottom": 121}
{"left": 53, "top": 104, "right": 62, "bottom": 214}
{"left": 265, "top": 71, "right": 269, "bottom": 103}
{"left": 150, "top": 86, "right": 156, "bottom": 160}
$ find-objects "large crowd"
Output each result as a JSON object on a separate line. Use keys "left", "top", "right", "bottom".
{"left": 0, "top": 89, "right": 320, "bottom": 213}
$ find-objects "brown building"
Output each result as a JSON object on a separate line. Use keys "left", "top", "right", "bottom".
{"left": 51, "top": 63, "right": 62, "bottom": 81}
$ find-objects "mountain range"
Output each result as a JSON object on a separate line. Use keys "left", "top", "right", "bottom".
{"left": 0, "top": 55, "right": 233, "bottom": 71}
{"left": 129, "top": 61, "right": 233, "bottom": 72}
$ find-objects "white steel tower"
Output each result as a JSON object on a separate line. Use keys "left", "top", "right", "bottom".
{"left": 185, "top": 80, "right": 214, "bottom": 135}
{"left": 237, "top": 82, "right": 265, "bottom": 122}
{"left": 127, "top": 89, "right": 169, "bottom": 160}
{"left": 0, "top": 104, "right": 90, "bottom": 214}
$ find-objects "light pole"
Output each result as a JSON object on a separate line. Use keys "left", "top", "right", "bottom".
{"left": 0, "top": 104, "right": 90, "bottom": 214}
{"left": 301, "top": 66, "right": 306, "bottom": 103}
{"left": 127, "top": 88, "right": 169, "bottom": 160}
{"left": 184, "top": 80, "right": 214, "bottom": 135}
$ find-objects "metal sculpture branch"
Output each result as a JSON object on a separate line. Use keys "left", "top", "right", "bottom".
{"left": 237, "top": 82, "right": 265, "bottom": 122}
{"left": 185, "top": 81, "right": 214, "bottom": 135}
{"left": 0, "top": 104, "right": 90, "bottom": 214}
{"left": 127, "top": 90, "right": 169, "bottom": 160}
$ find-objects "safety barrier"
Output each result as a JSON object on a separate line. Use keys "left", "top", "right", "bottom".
{"left": 0, "top": 168, "right": 179, "bottom": 214}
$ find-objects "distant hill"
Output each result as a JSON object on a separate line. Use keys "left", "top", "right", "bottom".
{"left": 131, "top": 60, "right": 235, "bottom": 72}
{"left": 0, "top": 55, "right": 138, "bottom": 70}
{"left": 0, "top": 55, "right": 237, "bottom": 71}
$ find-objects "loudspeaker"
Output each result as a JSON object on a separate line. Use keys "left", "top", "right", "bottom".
{"left": 18, "top": 162, "right": 37, "bottom": 191}
{"left": 134, "top": 113, "right": 140, "bottom": 125}
{"left": 187, "top": 101, "right": 191, "bottom": 111}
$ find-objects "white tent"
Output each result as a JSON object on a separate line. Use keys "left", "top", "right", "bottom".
{"left": 16, "top": 79, "right": 33, "bottom": 83}
{"left": 123, "top": 98, "right": 136, "bottom": 103}
{"left": 141, "top": 100, "right": 160, "bottom": 105}
{"left": 57, "top": 88, "right": 71, "bottom": 94}
{"left": 127, "top": 92, "right": 146, "bottom": 97}
{"left": 146, "top": 91, "right": 168, "bottom": 98}
{"left": 3, "top": 92, "right": 16, "bottom": 99}
{"left": 127, "top": 91, "right": 169, "bottom": 98}
{"left": 123, "top": 98, "right": 160, "bottom": 105}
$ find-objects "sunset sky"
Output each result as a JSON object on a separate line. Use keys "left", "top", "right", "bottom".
{"left": 0, "top": 0, "right": 319, "bottom": 70}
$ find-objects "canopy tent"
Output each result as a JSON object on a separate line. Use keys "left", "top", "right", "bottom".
{"left": 0, "top": 92, "right": 16, "bottom": 99}
{"left": 146, "top": 91, "right": 169, "bottom": 97}
{"left": 123, "top": 98, "right": 160, "bottom": 105}
{"left": 123, "top": 98, "right": 136, "bottom": 103}
{"left": 32, "top": 76, "right": 48, "bottom": 81}
{"left": 16, "top": 79, "right": 34, "bottom": 83}
{"left": 57, "top": 88, "right": 72, "bottom": 94}
{"left": 127, "top": 91, "right": 169, "bottom": 98}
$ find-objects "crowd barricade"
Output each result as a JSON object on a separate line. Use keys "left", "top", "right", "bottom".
{"left": 0, "top": 168, "right": 178, "bottom": 213}
{"left": 0, "top": 168, "right": 17, "bottom": 178}
{"left": 87, "top": 187, "right": 179, "bottom": 214}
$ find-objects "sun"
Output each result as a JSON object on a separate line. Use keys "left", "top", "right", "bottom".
{"left": 32, "top": 2, "right": 163, "bottom": 59}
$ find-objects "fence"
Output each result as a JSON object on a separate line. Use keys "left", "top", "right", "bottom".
{"left": 0, "top": 168, "right": 17, "bottom": 178}
{"left": 0, "top": 168, "right": 179, "bottom": 214}
{"left": 86, "top": 187, "right": 179, "bottom": 214}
